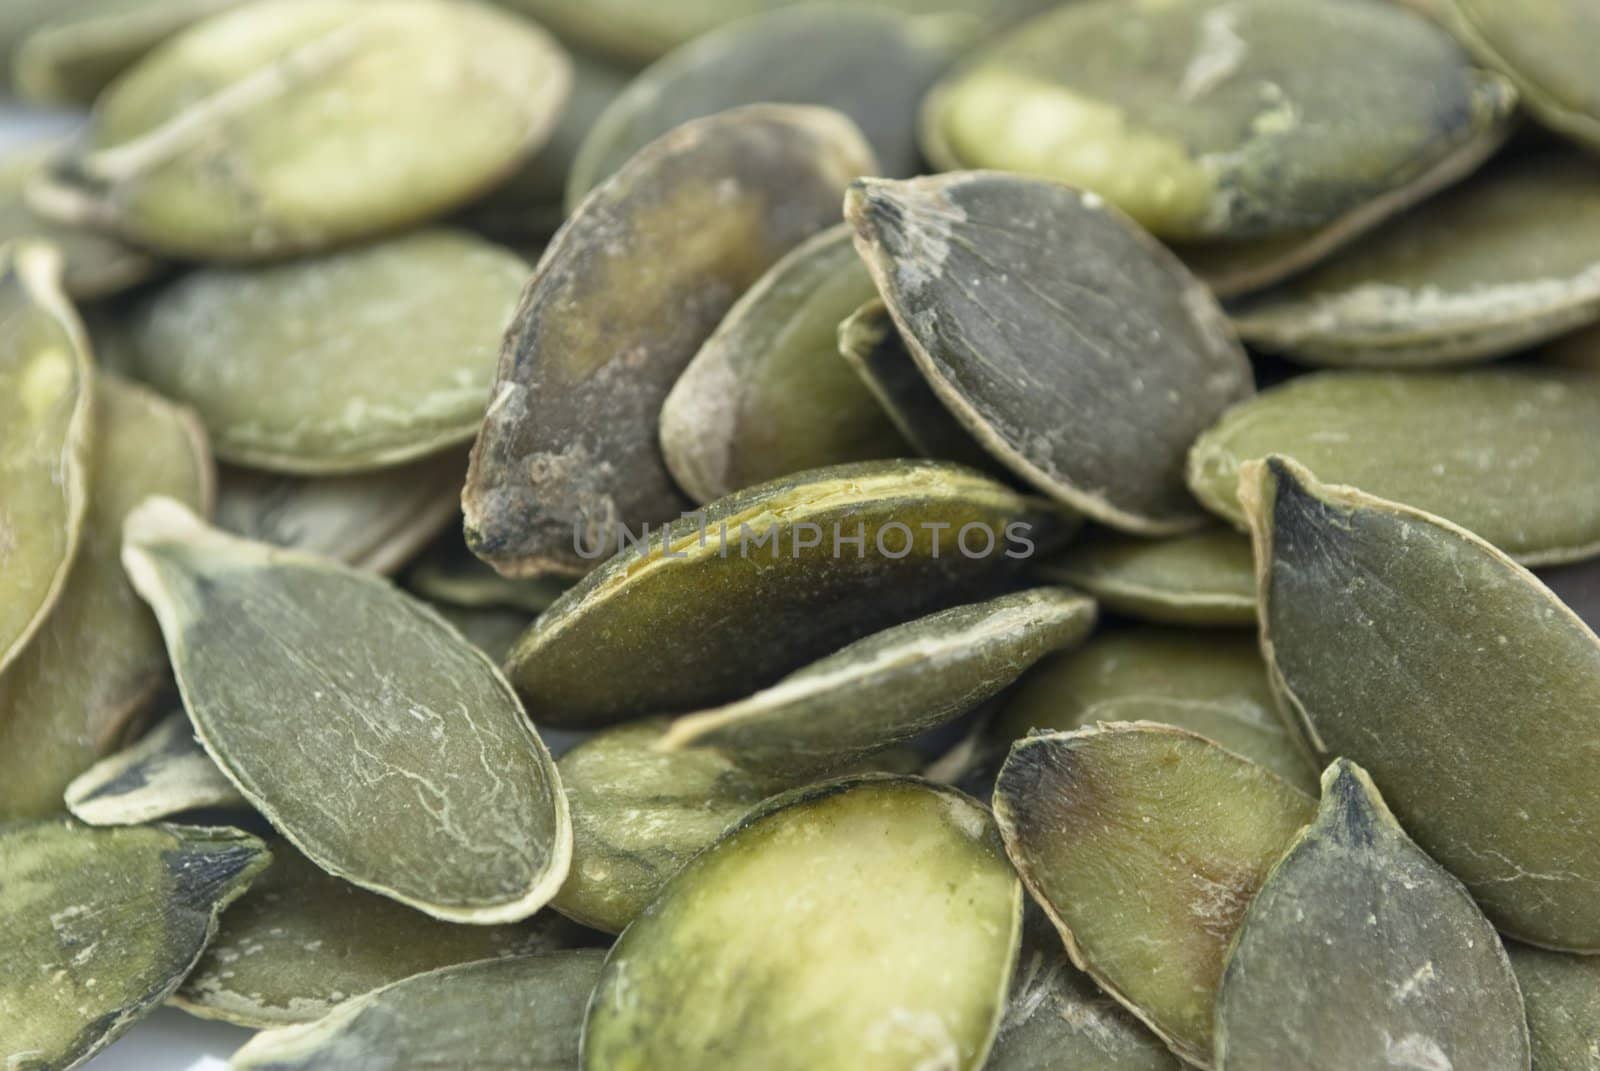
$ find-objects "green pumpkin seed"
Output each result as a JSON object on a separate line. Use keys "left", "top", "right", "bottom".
{"left": 406, "top": 533, "right": 570, "bottom": 614}
{"left": 991, "top": 627, "right": 1316, "bottom": 793}
{"left": 660, "top": 225, "right": 909, "bottom": 503}
{"left": 121, "top": 497, "right": 570, "bottom": 924}
{"left": 123, "top": 229, "right": 528, "bottom": 474}
{"left": 64, "top": 709, "right": 244, "bottom": 826}
{"left": 505, "top": 460, "right": 1063, "bottom": 729}
{"left": 1180, "top": 229, "right": 1378, "bottom": 303}
{"left": 920, "top": 0, "right": 1513, "bottom": 241}
{"left": 847, "top": 172, "right": 1254, "bottom": 534}
{"left": 174, "top": 840, "right": 586, "bottom": 1028}
{"left": 0, "top": 376, "right": 212, "bottom": 820}
{"left": 1232, "top": 150, "right": 1600, "bottom": 366}
{"left": 230, "top": 950, "right": 606, "bottom": 1071}
{"left": 1190, "top": 368, "right": 1600, "bottom": 565}
{"left": 214, "top": 454, "right": 463, "bottom": 575}
{"left": 1034, "top": 525, "right": 1256, "bottom": 626}
{"left": 1443, "top": 0, "right": 1600, "bottom": 151}
{"left": 464, "top": 105, "right": 878, "bottom": 576}
{"left": 30, "top": 0, "right": 572, "bottom": 260}
{"left": 1508, "top": 943, "right": 1600, "bottom": 1071}
{"left": 660, "top": 588, "right": 1097, "bottom": 778}
{"left": 1241, "top": 456, "right": 1600, "bottom": 950}
{"left": 1214, "top": 760, "right": 1530, "bottom": 1071}
{"left": 583, "top": 776, "right": 1022, "bottom": 1071}
{"left": 0, "top": 240, "right": 92, "bottom": 677}
{"left": 994, "top": 723, "right": 1315, "bottom": 1066}
{"left": 567, "top": 6, "right": 963, "bottom": 206}
{"left": 0, "top": 820, "right": 270, "bottom": 1070}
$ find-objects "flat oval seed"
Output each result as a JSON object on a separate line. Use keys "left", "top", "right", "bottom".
{"left": 567, "top": 6, "right": 962, "bottom": 205}
{"left": 920, "top": 0, "right": 1513, "bottom": 241}
{"left": 0, "top": 376, "right": 213, "bottom": 820}
{"left": 660, "top": 588, "right": 1097, "bottom": 779}
{"left": 0, "top": 821, "right": 269, "bottom": 1070}
{"left": 847, "top": 172, "right": 1254, "bottom": 534}
{"left": 121, "top": 498, "right": 570, "bottom": 925}
{"left": 1214, "top": 760, "right": 1530, "bottom": 1071}
{"left": 64, "top": 709, "right": 245, "bottom": 826}
{"left": 1190, "top": 369, "right": 1600, "bottom": 565}
{"left": 505, "top": 460, "right": 1064, "bottom": 729}
{"left": 583, "top": 776, "right": 1021, "bottom": 1071}
{"left": 1444, "top": 0, "right": 1600, "bottom": 151}
{"left": 992, "top": 628, "right": 1316, "bottom": 793}
{"left": 464, "top": 105, "right": 878, "bottom": 576}
{"left": 0, "top": 240, "right": 92, "bottom": 677}
{"left": 231, "top": 950, "right": 606, "bottom": 1071}
{"left": 993, "top": 724, "right": 1315, "bottom": 1066}
{"left": 1508, "top": 943, "right": 1600, "bottom": 1071}
{"left": 31, "top": 0, "right": 572, "bottom": 259}
{"left": 1241, "top": 456, "right": 1600, "bottom": 950}
{"left": 214, "top": 453, "right": 464, "bottom": 575}
{"left": 1034, "top": 525, "right": 1256, "bottom": 626}
{"left": 1232, "top": 151, "right": 1600, "bottom": 367}
{"left": 660, "top": 225, "right": 908, "bottom": 503}
{"left": 174, "top": 840, "right": 585, "bottom": 1028}
{"left": 124, "top": 229, "right": 529, "bottom": 475}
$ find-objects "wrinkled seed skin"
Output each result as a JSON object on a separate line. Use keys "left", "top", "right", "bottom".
{"left": 1214, "top": 761, "right": 1530, "bottom": 1071}
{"left": 1445, "top": 0, "right": 1600, "bottom": 151}
{"left": 464, "top": 105, "right": 879, "bottom": 577}
{"left": 1508, "top": 943, "right": 1600, "bottom": 1071}
{"left": 1245, "top": 457, "right": 1600, "bottom": 950}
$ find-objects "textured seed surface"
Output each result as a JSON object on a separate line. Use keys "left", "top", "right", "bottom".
{"left": 121, "top": 498, "right": 570, "bottom": 924}
{"left": 1215, "top": 761, "right": 1530, "bottom": 1071}
{"left": 583, "top": 777, "right": 1022, "bottom": 1071}
{"left": 848, "top": 171, "right": 1253, "bottom": 533}
{"left": 465, "top": 105, "right": 877, "bottom": 576}
{"left": 1190, "top": 368, "right": 1600, "bottom": 565}
{"left": 0, "top": 240, "right": 92, "bottom": 678}
{"left": 0, "top": 821, "right": 269, "bottom": 1071}
{"left": 660, "top": 225, "right": 907, "bottom": 503}
{"left": 1035, "top": 525, "right": 1256, "bottom": 626}
{"left": 994, "top": 724, "right": 1315, "bottom": 1066}
{"left": 0, "top": 376, "right": 212, "bottom": 820}
{"left": 1243, "top": 457, "right": 1600, "bottom": 950}
{"left": 1508, "top": 943, "right": 1600, "bottom": 1071}
{"left": 34, "top": 0, "right": 572, "bottom": 259}
{"left": 64, "top": 709, "right": 245, "bottom": 826}
{"left": 921, "top": 0, "right": 1513, "bottom": 240}
{"left": 124, "top": 230, "right": 528, "bottom": 474}
{"left": 1445, "top": 0, "right": 1600, "bottom": 150}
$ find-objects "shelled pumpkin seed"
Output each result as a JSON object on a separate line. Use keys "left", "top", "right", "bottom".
{"left": 1034, "top": 525, "right": 1256, "bottom": 626}
{"left": 1508, "top": 943, "right": 1600, "bottom": 1071}
{"left": 64, "top": 708, "right": 245, "bottom": 825}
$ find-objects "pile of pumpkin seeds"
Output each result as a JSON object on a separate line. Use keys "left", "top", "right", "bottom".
{"left": 4, "top": 0, "right": 1600, "bottom": 1067}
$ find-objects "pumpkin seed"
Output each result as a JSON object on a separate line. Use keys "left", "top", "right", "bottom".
{"left": 121, "top": 497, "right": 570, "bottom": 924}
{"left": 1214, "top": 759, "right": 1531, "bottom": 1071}
{"left": 231, "top": 950, "right": 606, "bottom": 1071}
{"left": 567, "top": 6, "right": 963, "bottom": 206}
{"left": 1232, "top": 150, "right": 1600, "bottom": 366}
{"left": 0, "top": 820, "right": 270, "bottom": 1070}
{"left": 0, "top": 239, "right": 92, "bottom": 678}
{"left": 64, "top": 709, "right": 244, "bottom": 826}
{"left": 847, "top": 171, "right": 1254, "bottom": 534}
{"left": 1181, "top": 229, "right": 1378, "bottom": 303}
{"left": 464, "top": 104, "right": 878, "bottom": 576}
{"left": 505, "top": 460, "right": 1063, "bottom": 729}
{"left": 1190, "top": 368, "right": 1600, "bottom": 565}
{"left": 993, "top": 723, "right": 1315, "bottom": 1066}
{"left": 1508, "top": 943, "right": 1600, "bottom": 1071}
{"left": 174, "top": 840, "right": 586, "bottom": 1028}
{"left": 30, "top": 0, "right": 572, "bottom": 259}
{"left": 920, "top": 0, "right": 1514, "bottom": 241}
{"left": 406, "top": 532, "right": 570, "bottom": 614}
{"left": 1034, "top": 525, "right": 1256, "bottom": 626}
{"left": 660, "top": 587, "right": 1097, "bottom": 778}
{"left": 122, "top": 229, "right": 528, "bottom": 474}
{"left": 0, "top": 375, "right": 212, "bottom": 820}
{"left": 214, "top": 453, "right": 463, "bottom": 575}
{"left": 991, "top": 627, "right": 1316, "bottom": 793}
{"left": 1241, "top": 455, "right": 1600, "bottom": 951}
{"left": 1442, "top": 0, "right": 1600, "bottom": 151}
{"left": 660, "top": 225, "right": 908, "bottom": 503}
{"left": 583, "top": 776, "right": 1022, "bottom": 1071}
